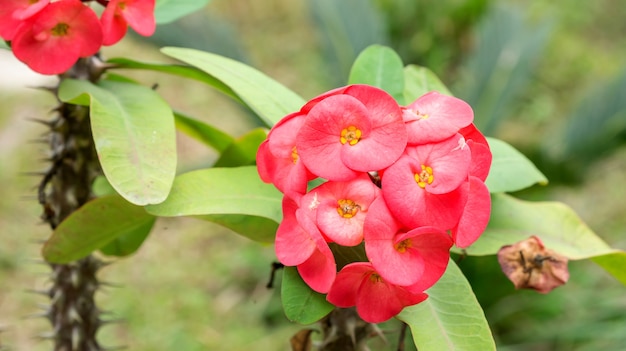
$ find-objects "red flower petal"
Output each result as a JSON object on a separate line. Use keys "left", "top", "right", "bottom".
{"left": 0, "top": 0, "right": 48, "bottom": 40}
{"left": 274, "top": 197, "right": 317, "bottom": 266}
{"left": 451, "top": 176, "right": 491, "bottom": 248}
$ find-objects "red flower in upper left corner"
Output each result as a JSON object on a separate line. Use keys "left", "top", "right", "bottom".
{"left": 11, "top": 0, "right": 103, "bottom": 75}
{"left": 101, "top": 0, "right": 156, "bottom": 46}
{"left": 0, "top": 0, "right": 49, "bottom": 41}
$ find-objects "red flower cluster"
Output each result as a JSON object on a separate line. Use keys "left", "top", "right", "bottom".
{"left": 258, "top": 85, "right": 492, "bottom": 323}
{"left": 0, "top": 0, "right": 155, "bottom": 74}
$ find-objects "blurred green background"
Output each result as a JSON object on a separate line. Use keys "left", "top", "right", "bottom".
{"left": 1, "top": 0, "right": 625, "bottom": 350}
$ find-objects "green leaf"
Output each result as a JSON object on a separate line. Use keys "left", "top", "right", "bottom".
{"left": 154, "top": 0, "right": 211, "bottom": 24}
{"left": 58, "top": 79, "right": 177, "bottom": 206}
{"left": 1, "top": 41, "right": 9, "bottom": 50}
{"left": 107, "top": 58, "right": 243, "bottom": 104}
{"left": 485, "top": 137, "right": 548, "bottom": 193}
{"left": 461, "top": 193, "right": 626, "bottom": 284}
{"left": 348, "top": 45, "right": 405, "bottom": 104}
{"left": 398, "top": 259, "right": 496, "bottom": 351}
{"left": 42, "top": 195, "right": 156, "bottom": 263}
{"left": 145, "top": 166, "right": 282, "bottom": 243}
{"left": 161, "top": 47, "right": 306, "bottom": 126}
{"left": 403, "top": 65, "right": 452, "bottom": 102}
{"left": 174, "top": 111, "right": 234, "bottom": 152}
{"left": 99, "top": 217, "right": 156, "bottom": 257}
{"left": 213, "top": 128, "right": 267, "bottom": 167}
{"left": 281, "top": 266, "right": 334, "bottom": 324}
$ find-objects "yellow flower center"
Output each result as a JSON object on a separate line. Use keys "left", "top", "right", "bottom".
{"left": 369, "top": 273, "right": 383, "bottom": 283}
{"left": 51, "top": 23, "right": 69, "bottom": 37}
{"left": 340, "top": 125, "right": 362, "bottom": 146}
{"left": 291, "top": 146, "right": 299, "bottom": 164}
{"left": 415, "top": 165, "right": 434, "bottom": 188}
{"left": 336, "top": 199, "right": 360, "bottom": 218}
{"left": 394, "top": 239, "right": 412, "bottom": 253}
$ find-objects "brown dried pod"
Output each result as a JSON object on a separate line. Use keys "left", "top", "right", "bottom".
{"left": 497, "top": 236, "right": 569, "bottom": 294}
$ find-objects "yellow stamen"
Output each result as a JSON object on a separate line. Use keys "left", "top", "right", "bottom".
{"left": 51, "top": 23, "right": 69, "bottom": 36}
{"left": 336, "top": 199, "right": 360, "bottom": 218}
{"left": 369, "top": 273, "right": 383, "bottom": 283}
{"left": 394, "top": 239, "right": 412, "bottom": 253}
{"left": 340, "top": 125, "right": 362, "bottom": 146}
{"left": 414, "top": 164, "right": 434, "bottom": 188}
{"left": 291, "top": 146, "right": 299, "bottom": 164}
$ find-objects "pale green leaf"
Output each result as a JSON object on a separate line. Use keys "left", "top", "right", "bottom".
{"left": 154, "top": 0, "right": 211, "bottom": 24}
{"left": 403, "top": 65, "right": 452, "bottom": 103}
{"left": 485, "top": 137, "right": 548, "bottom": 192}
{"left": 281, "top": 266, "right": 334, "bottom": 324}
{"left": 348, "top": 45, "right": 405, "bottom": 104}
{"left": 161, "top": 47, "right": 305, "bottom": 126}
{"left": 58, "top": 79, "right": 177, "bottom": 205}
{"left": 145, "top": 166, "right": 282, "bottom": 242}
{"left": 43, "top": 195, "right": 156, "bottom": 263}
{"left": 174, "top": 111, "right": 234, "bottom": 152}
{"left": 398, "top": 259, "right": 496, "bottom": 351}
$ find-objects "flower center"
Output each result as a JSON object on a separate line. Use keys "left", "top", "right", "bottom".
{"left": 336, "top": 199, "right": 360, "bottom": 218}
{"left": 51, "top": 23, "right": 69, "bottom": 36}
{"left": 340, "top": 125, "right": 362, "bottom": 146}
{"left": 291, "top": 146, "right": 299, "bottom": 164}
{"left": 414, "top": 165, "right": 434, "bottom": 188}
{"left": 369, "top": 273, "right": 383, "bottom": 283}
{"left": 394, "top": 239, "right": 412, "bottom": 253}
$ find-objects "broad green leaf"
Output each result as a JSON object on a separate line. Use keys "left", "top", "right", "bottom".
{"left": 213, "top": 128, "right": 267, "bottom": 167}
{"left": 100, "top": 217, "right": 156, "bottom": 257}
{"left": 348, "top": 45, "right": 405, "bottom": 104}
{"left": 398, "top": 259, "right": 496, "bottom": 351}
{"left": 92, "top": 176, "right": 116, "bottom": 197}
{"left": 460, "top": 193, "right": 626, "bottom": 284}
{"left": 43, "top": 195, "right": 156, "bottom": 263}
{"left": 281, "top": 266, "right": 334, "bottom": 324}
{"left": 161, "top": 47, "right": 306, "bottom": 126}
{"left": 403, "top": 65, "right": 452, "bottom": 103}
{"left": 174, "top": 111, "right": 234, "bottom": 152}
{"left": 58, "top": 79, "right": 177, "bottom": 206}
{"left": 485, "top": 137, "right": 548, "bottom": 192}
{"left": 145, "top": 166, "right": 282, "bottom": 242}
{"left": 154, "top": 0, "right": 211, "bottom": 24}
{"left": 107, "top": 58, "right": 243, "bottom": 104}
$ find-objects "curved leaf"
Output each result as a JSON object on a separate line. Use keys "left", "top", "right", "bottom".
{"left": 460, "top": 193, "right": 626, "bottom": 284}
{"left": 155, "top": 0, "right": 211, "bottom": 24}
{"left": 99, "top": 217, "right": 156, "bottom": 257}
{"left": 398, "top": 259, "right": 496, "bottom": 351}
{"left": 348, "top": 45, "right": 405, "bottom": 104}
{"left": 107, "top": 58, "right": 243, "bottom": 104}
{"left": 58, "top": 79, "right": 177, "bottom": 205}
{"left": 403, "top": 65, "right": 452, "bottom": 103}
{"left": 282, "top": 266, "right": 334, "bottom": 324}
{"left": 485, "top": 137, "right": 548, "bottom": 192}
{"left": 43, "top": 195, "right": 156, "bottom": 263}
{"left": 145, "top": 166, "right": 283, "bottom": 243}
{"left": 161, "top": 47, "right": 306, "bottom": 127}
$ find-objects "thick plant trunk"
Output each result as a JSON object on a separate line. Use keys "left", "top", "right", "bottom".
{"left": 316, "top": 308, "right": 383, "bottom": 351}
{"left": 37, "top": 57, "right": 107, "bottom": 351}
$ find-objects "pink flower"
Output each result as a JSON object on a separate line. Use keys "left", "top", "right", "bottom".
{"left": 296, "top": 85, "right": 407, "bottom": 181}
{"left": 451, "top": 176, "right": 491, "bottom": 248}
{"left": 382, "top": 134, "right": 471, "bottom": 229}
{"left": 364, "top": 197, "right": 452, "bottom": 288}
{"left": 0, "top": 0, "right": 49, "bottom": 41}
{"left": 275, "top": 195, "right": 336, "bottom": 293}
{"left": 257, "top": 112, "right": 316, "bottom": 196}
{"left": 11, "top": 0, "right": 103, "bottom": 75}
{"left": 101, "top": 0, "right": 156, "bottom": 46}
{"left": 326, "top": 262, "right": 428, "bottom": 323}
{"left": 303, "top": 174, "right": 381, "bottom": 246}
{"left": 403, "top": 91, "right": 474, "bottom": 145}
{"left": 459, "top": 123, "right": 492, "bottom": 181}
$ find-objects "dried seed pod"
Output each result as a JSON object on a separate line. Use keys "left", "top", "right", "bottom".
{"left": 497, "top": 236, "right": 569, "bottom": 294}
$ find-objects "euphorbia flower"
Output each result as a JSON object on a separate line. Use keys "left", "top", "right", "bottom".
{"left": 101, "top": 0, "right": 156, "bottom": 46}
{"left": 297, "top": 85, "right": 407, "bottom": 181}
{"left": 326, "top": 262, "right": 428, "bottom": 323}
{"left": 257, "top": 112, "right": 316, "bottom": 196}
{"left": 403, "top": 91, "right": 473, "bottom": 145}
{"left": 11, "top": 0, "right": 103, "bottom": 75}
{"left": 275, "top": 195, "right": 336, "bottom": 293}
{"left": 0, "top": 0, "right": 49, "bottom": 40}
{"left": 364, "top": 197, "right": 452, "bottom": 288}
{"left": 451, "top": 176, "right": 491, "bottom": 248}
{"left": 303, "top": 174, "right": 381, "bottom": 246}
{"left": 459, "top": 123, "right": 492, "bottom": 181}
{"left": 382, "top": 134, "right": 471, "bottom": 229}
